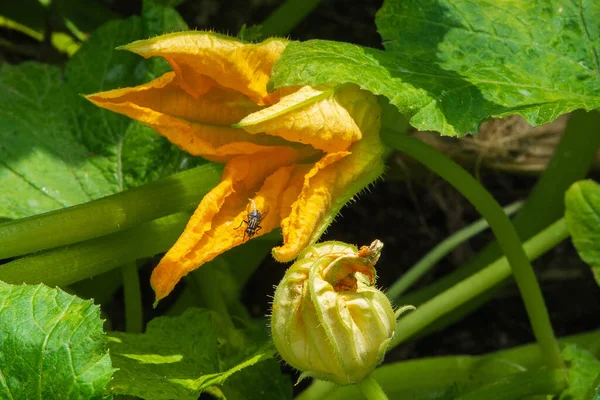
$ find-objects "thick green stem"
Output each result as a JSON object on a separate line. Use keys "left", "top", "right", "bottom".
{"left": 357, "top": 375, "right": 389, "bottom": 400}
{"left": 456, "top": 369, "right": 567, "bottom": 400}
{"left": 384, "top": 132, "right": 563, "bottom": 369}
{"left": 400, "top": 110, "right": 600, "bottom": 307}
{"left": 0, "top": 212, "right": 190, "bottom": 287}
{"left": 259, "top": 0, "right": 320, "bottom": 38}
{"left": 122, "top": 262, "right": 143, "bottom": 333}
{"left": 0, "top": 164, "right": 222, "bottom": 259}
{"left": 386, "top": 201, "right": 522, "bottom": 299}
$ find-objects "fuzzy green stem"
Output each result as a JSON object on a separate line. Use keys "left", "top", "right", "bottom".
{"left": 384, "top": 132, "right": 563, "bottom": 369}
{"left": 259, "top": 0, "right": 320, "bottom": 38}
{"left": 357, "top": 375, "right": 389, "bottom": 400}
{"left": 386, "top": 201, "right": 522, "bottom": 299}
{"left": 0, "top": 164, "right": 222, "bottom": 259}
{"left": 400, "top": 109, "right": 600, "bottom": 307}
{"left": 122, "top": 262, "right": 143, "bottom": 333}
{"left": 0, "top": 212, "right": 190, "bottom": 287}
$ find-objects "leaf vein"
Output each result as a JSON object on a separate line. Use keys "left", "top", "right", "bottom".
{"left": 0, "top": 369, "right": 15, "bottom": 400}
{"left": 38, "top": 295, "right": 76, "bottom": 396}
{"left": 0, "top": 160, "right": 66, "bottom": 208}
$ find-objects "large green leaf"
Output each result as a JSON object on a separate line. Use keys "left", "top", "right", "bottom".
{"left": 0, "top": 282, "right": 114, "bottom": 399}
{"left": 109, "top": 308, "right": 291, "bottom": 400}
{"left": 0, "top": 16, "right": 204, "bottom": 221}
{"left": 565, "top": 180, "right": 600, "bottom": 286}
{"left": 270, "top": 0, "right": 600, "bottom": 136}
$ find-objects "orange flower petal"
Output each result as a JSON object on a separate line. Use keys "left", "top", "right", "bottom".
{"left": 119, "top": 32, "right": 288, "bottom": 105}
{"left": 86, "top": 72, "right": 295, "bottom": 162}
{"left": 235, "top": 84, "right": 378, "bottom": 153}
{"left": 273, "top": 96, "right": 384, "bottom": 262}
{"left": 150, "top": 147, "right": 302, "bottom": 303}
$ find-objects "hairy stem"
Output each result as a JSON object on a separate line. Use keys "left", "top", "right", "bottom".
{"left": 0, "top": 164, "right": 222, "bottom": 259}
{"left": 384, "top": 132, "right": 563, "bottom": 369}
{"left": 357, "top": 375, "right": 389, "bottom": 400}
{"left": 0, "top": 212, "right": 190, "bottom": 286}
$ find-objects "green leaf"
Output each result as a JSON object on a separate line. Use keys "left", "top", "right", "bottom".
{"left": 565, "top": 180, "right": 600, "bottom": 286}
{"left": 270, "top": 0, "right": 600, "bottom": 136}
{"left": 0, "top": 282, "right": 114, "bottom": 399}
{"left": 560, "top": 344, "right": 600, "bottom": 400}
{"left": 109, "top": 308, "right": 291, "bottom": 400}
{"left": 0, "top": 17, "right": 204, "bottom": 221}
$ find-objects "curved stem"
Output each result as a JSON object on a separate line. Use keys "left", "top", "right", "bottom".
{"left": 386, "top": 201, "right": 522, "bottom": 299}
{"left": 0, "top": 164, "right": 222, "bottom": 259}
{"left": 383, "top": 132, "right": 563, "bottom": 369}
{"left": 357, "top": 375, "right": 389, "bottom": 400}
{"left": 399, "top": 109, "right": 600, "bottom": 307}
{"left": 122, "top": 262, "right": 143, "bottom": 333}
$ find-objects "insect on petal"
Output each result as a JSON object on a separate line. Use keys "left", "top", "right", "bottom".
{"left": 150, "top": 148, "right": 302, "bottom": 304}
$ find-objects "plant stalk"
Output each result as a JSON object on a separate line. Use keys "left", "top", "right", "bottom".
{"left": 122, "top": 262, "right": 143, "bottom": 333}
{"left": 0, "top": 212, "right": 190, "bottom": 287}
{"left": 357, "top": 375, "right": 389, "bottom": 400}
{"left": 384, "top": 132, "right": 564, "bottom": 369}
{"left": 0, "top": 164, "right": 222, "bottom": 259}
{"left": 399, "top": 110, "right": 600, "bottom": 307}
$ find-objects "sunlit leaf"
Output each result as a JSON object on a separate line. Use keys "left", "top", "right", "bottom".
{"left": 109, "top": 308, "right": 291, "bottom": 400}
{"left": 270, "top": 0, "right": 600, "bottom": 136}
{"left": 0, "top": 282, "right": 114, "bottom": 399}
{"left": 0, "top": 17, "right": 205, "bottom": 221}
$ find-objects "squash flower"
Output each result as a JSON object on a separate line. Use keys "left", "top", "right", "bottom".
{"left": 86, "top": 32, "right": 385, "bottom": 304}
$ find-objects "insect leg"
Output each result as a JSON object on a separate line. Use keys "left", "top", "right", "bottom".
{"left": 235, "top": 220, "right": 248, "bottom": 229}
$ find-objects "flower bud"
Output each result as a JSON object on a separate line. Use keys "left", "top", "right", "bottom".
{"left": 270, "top": 240, "right": 396, "bottom": 385}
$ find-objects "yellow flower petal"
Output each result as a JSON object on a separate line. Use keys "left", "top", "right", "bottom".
{"left": 236, "top": 84, "right": 378, "bottom": 153}
{"left": 86, "top": 72, "right": 295, "bottom": 162}
{"left": 150, "top": 147, "right": 302, "bottom": 303}
{"left": 119, "top": 31, "right": 288, "bottom": 105}
{"left": 273, "top": 94, "right": 384, "bottom": 262}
